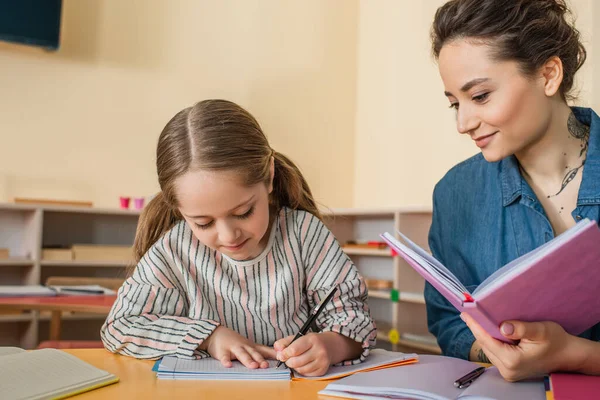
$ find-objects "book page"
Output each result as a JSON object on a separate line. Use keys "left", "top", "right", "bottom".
{"left": 0, "top": 285, "right": 56, "bottom": 297}
{"left": 0, "top": 349, "right": 114, "bottom": 399}
{"left": 0, "top": 347, "right": 25, "bottom": 357}
{"left": 293, "top": 349, "right": 418, "bottom": 380}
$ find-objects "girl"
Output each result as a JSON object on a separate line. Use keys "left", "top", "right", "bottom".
{"left": 100, "top": 99, "right": 376, "bottom": 377}
{"left": 426, "top": 0, "right": 600, "bottom": 381}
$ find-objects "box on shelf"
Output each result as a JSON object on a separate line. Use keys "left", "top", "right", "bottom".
{"left": 42, "top": 248, "right": 73, "bottom": 261}
{"left": 0, "top": 248, "right": 9, "bottom": 259}
{"left": 365, "top": 278, "right": 393, "bottom": 290}
{"left": 72, "top": 245, "right": 133, "bottom": 262}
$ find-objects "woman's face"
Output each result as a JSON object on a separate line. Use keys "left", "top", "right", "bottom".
{"left": 438, "top": 39, "right": 553, "bottom": 162}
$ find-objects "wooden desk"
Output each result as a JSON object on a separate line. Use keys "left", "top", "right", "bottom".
{"left": 0, "top": 296, "right": 116, "bottom": 341}
{"left": 63, "top": 349, "right": 330, "bottom": 399}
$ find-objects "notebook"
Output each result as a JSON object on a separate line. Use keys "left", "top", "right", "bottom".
{"left": 0, "top": 285, "right": 56, "bottom": 297}
{"left": 381, "top": 218, "right": 600, "bottom": 342}
{"left": 48, "top": 285, "right": 116, "bottom": 296}
{"left": 548, "top": 372, "right": 600, "bottom": 400}
{"left": 0, "top": 347, "right": 118, "bottom": 400}
{"left": 319, "top": 354, "right": 545, "bottom": 400}
{"left": 153, "top": 349, "right": 417, "bottom": 381}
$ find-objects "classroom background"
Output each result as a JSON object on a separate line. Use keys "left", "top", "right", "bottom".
{"left": 0, "top": 0, "right": 598, "bottom": 355}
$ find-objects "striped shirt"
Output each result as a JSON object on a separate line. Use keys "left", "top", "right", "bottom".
{"left": 101, "top": 207, "right": 377, "bottom": 363}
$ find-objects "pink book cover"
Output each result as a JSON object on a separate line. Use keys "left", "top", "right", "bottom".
{"left": 381, "top": 220, "right": 600, "bottom": 343}
{"left": 550, "top": 373, "right": 600, "bottom": 400}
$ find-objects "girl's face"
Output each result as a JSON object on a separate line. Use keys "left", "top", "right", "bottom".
{"left": 175, "top": 169, "right": 273, "bottom": 261}
{"left": 438, "top": 39, "right": 553, "bottom": 162}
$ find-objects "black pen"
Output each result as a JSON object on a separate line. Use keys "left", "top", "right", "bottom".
{"left": 59, "top": 287, "right": 105, "bottom": 295}
{"left": 454, "top": 366, "right": 486, "bottom": 389}
{"left": 275, "top": 285, "right": 338, "bottom": 369}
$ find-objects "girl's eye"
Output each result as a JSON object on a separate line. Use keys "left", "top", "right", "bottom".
{"left": 472, "top": 92, "right": 489, "bottom": 103}
{"left": 235, "top": 206, "right": 255, "bottom": 220}
{"left": 196, "top": 221, "right": 214, "bottom": 230}
{"left": 449, "top": 103, "right": 459, "bottom": 110}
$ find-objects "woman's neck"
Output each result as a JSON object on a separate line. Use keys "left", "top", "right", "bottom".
{"left": 516, "top": 103, "right": 589, "bottom": 195}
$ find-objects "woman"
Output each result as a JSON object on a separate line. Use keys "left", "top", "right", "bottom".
{"left": 426, "top": 0, "right": 600, "bottom": 381}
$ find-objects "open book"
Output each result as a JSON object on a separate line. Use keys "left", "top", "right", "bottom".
{"left": 0, "top": 347, "right": 118, "bottom": 399}
{"left": 381, "top": 218, "right": 600, "bottom": 342}
{"left": 153, "top": 349, "right": 417, "bottom": 381}
{"left": 320, "top": 354, "right": 544, "bottom": 400}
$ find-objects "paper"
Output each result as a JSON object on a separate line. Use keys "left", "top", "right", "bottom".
{"left": 0, "top": 285, "right": 56, "bottom": 297}
{"left": 320, "top": 355, "right": 544, "bottom": 400}
{"left": 294, "top": 349, "right": 418, "bottom": 381}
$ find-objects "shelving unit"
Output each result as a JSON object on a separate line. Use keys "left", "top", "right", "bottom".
{"left": 0, "top": 203, "right": 139, "bottom": 348}
{"left": 321, "top": 207, "right": 441, "bottom": 355}
{"left": 0, "top": 203, "right": 440, "bottom": 354}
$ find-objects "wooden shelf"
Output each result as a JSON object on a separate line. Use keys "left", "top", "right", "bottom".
{"left": 343, "top": 248, "right": 392, "bottom": 257}
{"left": 368, "top": 290, "right": 425, "bottom": 304}
{"left": 41, "top": 260, "right": 131, "bottom": 268}
{"left": 0, "top": 258, "right": 34, "bottom": 267}
{"left": 38, "top": 312, "right": 107, "bottom": 321}
{"left": 0, "top": 313, "right": 34, "bottom": 322}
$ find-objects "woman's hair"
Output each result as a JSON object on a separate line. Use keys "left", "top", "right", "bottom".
{"left": 431, "top": 0, "right": 587, "bottom": 101}
{"left": 133, "top": 99, "right": 321, "bottom": 263}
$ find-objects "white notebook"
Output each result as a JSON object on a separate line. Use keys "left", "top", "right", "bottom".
{"left": 155, "top": 357, "right": 291, "bottom": 380}
{"left": 320, "top": 355, "right": 545, "bottom": 400}
{"left": 155, "top": 349, "right": 417, "bottom": 381}
{"left": 0, "top": 285, "right": 56, "bottom": 297}
{"left": 0, "top": 347, "right": 118, "bottom": 400}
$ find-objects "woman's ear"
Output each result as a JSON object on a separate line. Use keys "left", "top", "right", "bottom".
{"left": 541, "top": 56, "right": 564, "bottom": 97}
{"left": 268, "top": 156, "right": 275, "bottom": 194}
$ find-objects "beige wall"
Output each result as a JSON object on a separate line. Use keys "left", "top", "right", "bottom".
{"left": 353, "top": 0, "right": 597, "bottom": 208}
{"left": 1, "top": 1, "right": 598, "bottom": 210}
{"left": 0, "top": 0, "right": 358, "bottom": 208}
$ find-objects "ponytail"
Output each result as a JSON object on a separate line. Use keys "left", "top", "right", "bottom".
{"left": 271, "top": 151, "right": 322, "bottom": 221}
{"left": 132, "top": 192, "right": 182, "bottom": 265}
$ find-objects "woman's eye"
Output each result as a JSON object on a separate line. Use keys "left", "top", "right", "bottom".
{"left": 472, "top": 92, "right": 489, "bottom": 103}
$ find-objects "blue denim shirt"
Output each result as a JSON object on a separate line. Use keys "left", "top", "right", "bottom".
{"left": 425, "top": 107, "right": 600, "bottom": 359}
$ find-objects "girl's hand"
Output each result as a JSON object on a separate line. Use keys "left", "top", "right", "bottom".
{"left": 200, "top": 326, "right": 276, "bottom": 369}
{"left": 273, "top": 332, "right": 334, "bottom": 376}
{"left": 462, "top": 312, "right": 577, "bottom": 381}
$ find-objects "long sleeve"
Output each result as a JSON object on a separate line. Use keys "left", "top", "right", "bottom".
{"left": 425, "top": 186, "right": 475, "bottom": 359}
{"left": 100, "top": 228, "right": 220, "bottom": 360}
{"left": 297, "top": 211, "right": 377, "bottom": 364}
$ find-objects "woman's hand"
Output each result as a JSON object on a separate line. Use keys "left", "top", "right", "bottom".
{"left": 274, "top": 331, "right": 362, "bottom": 376}
{"left": 462, "top": 313, "right": 577, "bottom": 381}
{"left": 200, "top": 326, "right": 276, "bottom": 369}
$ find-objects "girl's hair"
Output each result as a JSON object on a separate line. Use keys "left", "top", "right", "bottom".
{"left": 133, "top": 99, "right": 321, "bottom": 263}
{"left": 431, "top": 0, "right": 587, "bottom": 101}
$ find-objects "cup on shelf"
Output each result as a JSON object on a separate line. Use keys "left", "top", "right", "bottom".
{"left": 133, "top": 197, "right": 145, "bottom": 210}
{"left": 119, "top": 196, "right": 131, "bottom": 209}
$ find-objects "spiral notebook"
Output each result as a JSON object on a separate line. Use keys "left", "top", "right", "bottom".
{"left": 153, "top": 349, "right": 417, "bottom": 381}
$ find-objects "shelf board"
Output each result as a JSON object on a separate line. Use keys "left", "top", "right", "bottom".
{"left": 0, "top": 313, "right": 34, "bottom": 322}
{"left": 38, "top": 312, "right": 107, "bottom": 321}
{"left": 368, "top": 290, "right": 425, "bottom": 304}
{"left": 0, "top": 258, "right": 34, "bottom": 267}
{"left": 343, "top": 248, "right": 392, "bottom": 257}
{"left": 0, "top": 202, "right": 141, "bottom": 216}
{"left": 41, "top": 260, "right": 131, "bottom": 268}
{"left": 321, "top": 206, "right": 432, "bottom": 217}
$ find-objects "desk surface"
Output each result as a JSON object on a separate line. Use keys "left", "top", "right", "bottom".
{"left": 64, "top": 349, "right": 330, "bottom": 399}
{"left": 0, "top": 295, "right": 116, "bottom": 313}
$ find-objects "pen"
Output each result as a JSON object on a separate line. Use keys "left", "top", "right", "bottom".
{"left": 276, "top": 285, "right": 338, "bottom": 369}
{"left": 454, "top": 366, "right": 486, "bottom": 389}
{"left": 59, "top": 287, "right": 105, "bottom": 295}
